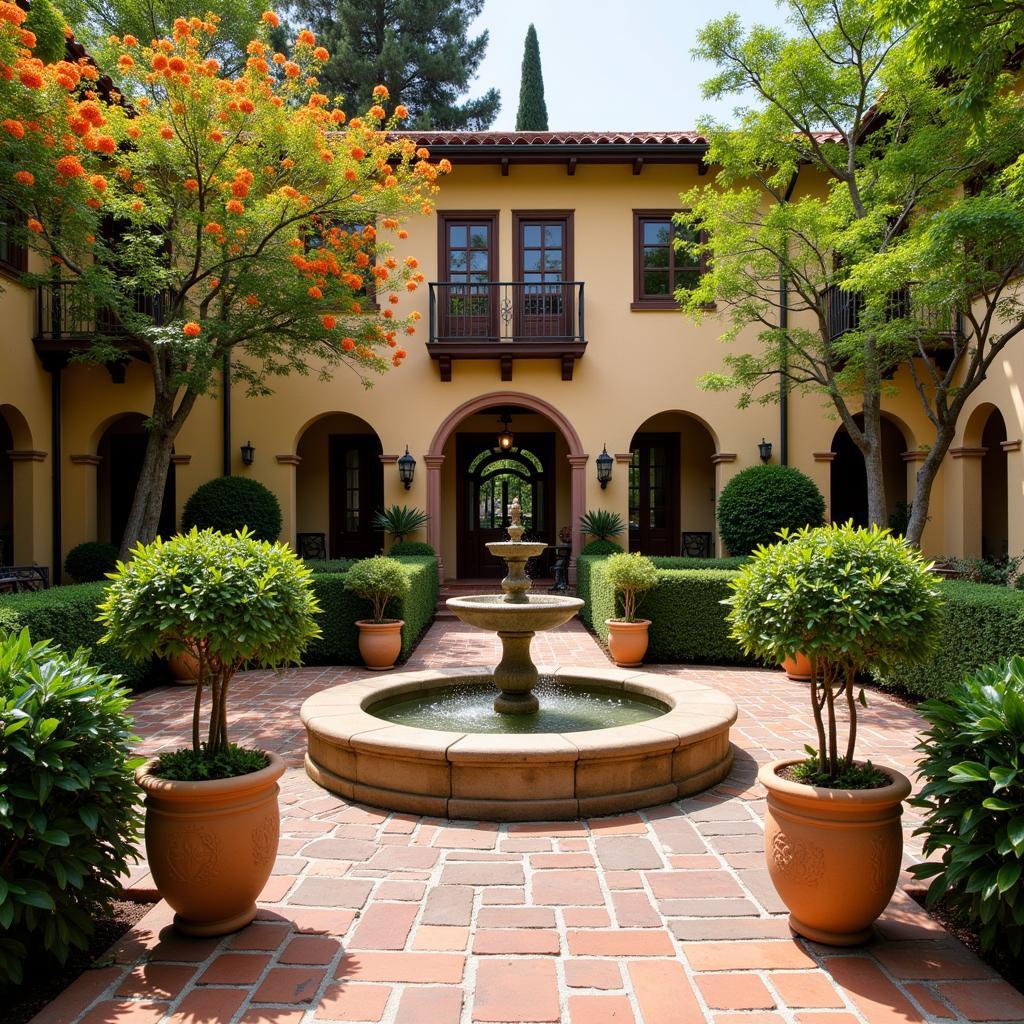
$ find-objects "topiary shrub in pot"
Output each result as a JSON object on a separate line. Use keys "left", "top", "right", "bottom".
{"left": 344, "top": 556, "right": 410, "bottom": 670}
{"left": 604, "top": 552, "right": 659, "bottom": 667}
{"left": 181, "top": 476, "right": 283, "bottom": 541}
{"left": 717, "top": 464, "right": 825, "bottom": 556}
{"left": 726, "top": 523, "right": 942, "bottom": 945}
{"left": 63, "top": 540, "right": 119, "bottom": 582}
{"left": 910, "top": 656, "right": 1024, "bottom": 957}
{"left": 98, "top": 528, "right": 320, "bottom": 936}
{"left": 0, "top": 630, "right": 142, "bottom": 986}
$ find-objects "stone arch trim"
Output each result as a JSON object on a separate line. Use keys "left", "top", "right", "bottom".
{"left": 961, "top": 400, "right": 1007, "bottom": 450}
{"left": 627, "top": 408, "right": 720, "bottom": 453}
{"left": 0, "top": 404, "right": 34, "bottom": 451}
{"left": 291, "top": 410, "right": 383, "bottom": 454}
{"left": 427, "top": 391, "right": 584, "bottom": 458}
{"left": 425, "top": 392, "right": 585, "bottom": 581}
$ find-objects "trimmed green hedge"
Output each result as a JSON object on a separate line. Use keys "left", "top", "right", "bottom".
{"left": 306, "top": 558, "right": 354, "bottom": 574}
{"left": 873, "top": 580, "right": 1024, "bottom": 699}
{"left": 577, "top": 555, "right": 752, "bottom": 665}
{"left": 0, "top": 583, "right": 164, "bottom": 690}
{"left": 304, "top": 555, "right": 437, "bottom": 665}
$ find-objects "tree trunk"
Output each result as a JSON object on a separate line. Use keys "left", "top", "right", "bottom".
{"left": 905, "top": 424, "right": 957, "bottom": 548}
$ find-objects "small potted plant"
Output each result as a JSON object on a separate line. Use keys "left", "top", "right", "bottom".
{"left": 373, "top": 504, "right": 430, "bottom": 546}
{"left": 726, "top": 523, "right": 942, "bottom": 945}
{"left": 604, "top": 552, "right": 659, "bottom": 666}
{"left": 99, "top": 528, "right": 320, "bottom": 936}
{"left": 344, "top": 555, "right": 410, "bottom": 670}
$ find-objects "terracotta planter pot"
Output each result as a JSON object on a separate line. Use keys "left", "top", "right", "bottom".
{"left": 167, "top": 651, "right": 199, "bottom": 685}
{"left": 781, "top": 652, "right": 813, "bottom": 681}
{"left": 605, "top": 619, "right": 650, "bottom": 667}
{"left": 135, "top": 751, "right": 286, "bottom": 936}
{"left": 758, "top": 758, "right": 911, "bottom": 946}
{"left": 356, "top": 619, "right": 404, "bottom": 670}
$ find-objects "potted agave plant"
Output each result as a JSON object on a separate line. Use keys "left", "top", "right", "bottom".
{"left": 604, "top": 552, "right": 659, "bottom": 667}
{"left": 726, "top": 523, "right": 942, "bottom": 945}
{"left": 344, "top": 555, "right": 410, "bottom": 670}
{"left": 99, "top": 528, "right": 320, "bottom": 935}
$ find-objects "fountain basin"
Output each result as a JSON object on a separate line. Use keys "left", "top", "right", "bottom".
{"left": 301, "top": 667, "right": 737, "bottom": 821}
{"left": 446, "top": 594, "right": 584, "bottom": 632}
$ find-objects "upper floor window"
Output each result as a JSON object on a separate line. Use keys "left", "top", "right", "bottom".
{"left": 0, "top": 206, "right": 28, "bottom": 279}
{"left": 632, "top": 210, "right": 705, "bottom": 310}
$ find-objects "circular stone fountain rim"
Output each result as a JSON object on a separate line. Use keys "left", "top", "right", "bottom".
{"left": 446, "top": 594, "right": 586, "bottom": 607}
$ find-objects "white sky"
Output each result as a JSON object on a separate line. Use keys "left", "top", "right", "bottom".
{"left": 464, "top": 0, "right": 791, "bottom": 131}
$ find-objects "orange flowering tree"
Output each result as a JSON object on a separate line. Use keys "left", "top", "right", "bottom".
{"left": 0, "top": 5, "right": 449, "bottom": 556}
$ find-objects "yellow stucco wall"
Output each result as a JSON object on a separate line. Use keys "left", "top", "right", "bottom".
{"left": 2, "top": 158, "right": 1022, "bottom": 576}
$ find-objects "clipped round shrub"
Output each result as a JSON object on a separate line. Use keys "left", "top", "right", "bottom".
{"left": 344, "top": 556, "right": 410, "bottom": 622}
{"left": 717, "top": 465, "right": 825, "bottom": 556}
{"left": 0, "top": 630, "right": 142, "bottom": 985}
{"left": 911, "top": 655, "right": 1024, "bottom": 955}
{"left": 64, "top": 541, "right": 119, "bottom": 582}
{"left": 605, "top": 552, "right": 659, "bottom": 622}
{"left": 580, "top": 539, "right": 623, "bottom": 557}
{"left": 181, "top": 476, "right": 282, "bottom": 542}
{"left": 388, "top": 541, "right": 436, "bottom": 557}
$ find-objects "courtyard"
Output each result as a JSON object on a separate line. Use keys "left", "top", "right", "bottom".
{"left": 30, "top": 617, "right": 1024, "bottom": 1024}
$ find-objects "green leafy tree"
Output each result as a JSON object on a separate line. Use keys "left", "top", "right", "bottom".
{"left": 681, "top": 0, "right": 1024, "bottom": 545}
{"left": 0, "top": 13, "right": 447, "bottom": 557}
{"left": 283, "top": 0, "right": 500, "bottom": 129}
{"left": 515, "top": 23, "right": 548, "bottom": 131}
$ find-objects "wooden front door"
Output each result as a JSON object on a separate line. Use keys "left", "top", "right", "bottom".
{"left": 628, "top": 433, "right": 680, "bottom": 556}
{"left": 440, "top": 213, "right": 498, "bottom": 339}
{"left": 457, "top": 433, "right": 555, "bottom": 579}
{"left": 514, "top": 212, "right": 573, "bottom": 338}
{"left": 329, "top": 435, "right": 383, "bottom": 559}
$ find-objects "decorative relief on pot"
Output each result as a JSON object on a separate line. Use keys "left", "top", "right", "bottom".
{"left": 868, "top": 833, "right": 900, "bottom": 893}
{"left": 166, "top": 826, "right": 219, "bottom": 882}
{"left": 770, "top": 830, "right": 824, "bottom": 885}
{"left": 251, "top": 813, "right": 278, "bottom": 866}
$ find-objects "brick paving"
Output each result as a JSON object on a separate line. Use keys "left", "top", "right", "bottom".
{"left": 31, "top": 615, "right": 1024, "bottom": 1024}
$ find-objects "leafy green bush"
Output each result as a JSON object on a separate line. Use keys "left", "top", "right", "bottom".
{"left": 717, "top": 465, "right": 825, "bottom": 556}
{"left": 64, "top": 541, "right": 119, "bottom": 583}
{"left": 100, "top": 529, "right": 320, "bottom": 772}
{"left": 938, "top": 553, "right": 1024, "bottom": 589}
{"left": 873, "top": 580, "right": 1024, "bottom": 699}
{"left": 373, "top": 505, "right": 430, "bottom": 542}
{"left": 306, "top": 559, "right": 353, "bottom": 574}
{"left": 0, "top": 630, "right": 142, "bottom": 986}
{"left": 344, "top": 555, "right": 410, "bottom": 622}
{"left": 580, "top": 539, "right": 623, "bottom": 556}
{"left": 910, "top": 656, "right": 1024, "bottom": 955}
{"left": 727, "top": 524, "right": 943, "bottom": 783}
{"left": 305, "top": 556, "right": 437, "bottom": 664}
{"left": 388, "top": 541, "right": 436, "bottom": 556}
{"left": 604, "top": 553, "right": 658, "bottom": 622}
{"left": 0, "top": 584, "right": 161, "bottom": 691}
{"left": 580, "top": 509, "right": 625, "bottom": 541}
{"left": 181, "top": 476, "right": 282, "bottom": 541}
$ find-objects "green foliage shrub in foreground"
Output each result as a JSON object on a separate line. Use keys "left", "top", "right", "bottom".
{"left": 63, "top": 541, "right": 119, "bottom": 583}
{"left": 727, "top": 524, "right": 943, "bottom": 783}
{"left": 344, "top": 556, "right": 411, "bottom": 622}
{"left": 0, "top": 584, "right": 161, "bottom": 691}
{"left": 717, "top": 464, "right": 825, "bottom": 555}
{"left": 181, "top": 476, "right": 283, "bottom": 542}
{"left": 0, "top": 631, "right": 142, "bottom": 986}
{"left": 911, "top": 656, "right": 1024, "bottom": 955}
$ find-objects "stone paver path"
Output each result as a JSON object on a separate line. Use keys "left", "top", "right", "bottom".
{"left": 32, "top": 617, "right": 1024, "bottom": 1024}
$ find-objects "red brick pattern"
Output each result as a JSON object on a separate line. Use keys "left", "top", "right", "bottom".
{"left": 40, "top": 617, "right": 1017, "bottom": 1023}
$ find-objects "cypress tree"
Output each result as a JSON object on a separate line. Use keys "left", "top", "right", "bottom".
{"left": 516, "top": 24, "right": 548, "bottom": 131}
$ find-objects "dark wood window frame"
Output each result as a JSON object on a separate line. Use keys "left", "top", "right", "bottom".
{"left": 631, "top": 209, "right": 710, "bottom": 311}
{"left": 437, "top": 210, "right": 500, "bottom": 283}
{"left": 512, "top": 209, "right": 575, "bottom": 282}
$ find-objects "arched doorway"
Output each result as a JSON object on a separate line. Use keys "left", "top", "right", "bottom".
{"left": 980, "top": 408, "right": 1008, "bottom": 559}
{"left": 96, "top": 415, "right": 176, "bottom": 547}
{"left": 628, "top": 411, "right": 717, "bottom": 557}
{"left": 0, "top": 410, "right": 15, "bottom": 564}
{"left": 296, "top": 413, "right": 383, "bottom": 559}
{"left": 428, "top": 393, "right": 583, "bottom": 581}
{"left": 830, "top": 415, "right": 908, "bottom": 529}
{"left": 0, "top": 404, "right": 34, "bottom": 566}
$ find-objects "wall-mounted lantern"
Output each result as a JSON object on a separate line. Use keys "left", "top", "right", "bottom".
{"left": 497, "top": 413, "right": 514, "bottom": 452}
{"left": 398, "top": 446, "right": 416, "bottom": 490}
{"left": 240, "top": 440, "right": 255, "bottom": 466}
{"left": 758, "top": 438, "right": 773, "bottom": 463}
{"left": 596, "top": 445, "right": 613, "bottom": 489}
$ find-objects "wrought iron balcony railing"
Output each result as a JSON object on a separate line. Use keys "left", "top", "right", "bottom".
{"left": 34, "top": 279, "right": 169, "bottom": 345}
{"left": 428, "top": 280, "right": 585, "bottom": 343}
{"left": 822, "top": 284, "right": 963, "bottom": 344}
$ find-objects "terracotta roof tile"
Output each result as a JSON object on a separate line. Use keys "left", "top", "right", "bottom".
{"left": 392, "top": 129, "right": 845, "bottom": 147}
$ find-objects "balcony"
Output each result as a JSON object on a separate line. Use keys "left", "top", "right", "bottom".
{"left": 823, "top": 284, "right": 963, "bottom": 348}
{"left": 427, "top": 280, "right": 586, "bottom": 381}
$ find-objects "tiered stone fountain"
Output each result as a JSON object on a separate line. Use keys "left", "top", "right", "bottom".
{"left": 302, "top": 499, "right": 737, "bottom": 820}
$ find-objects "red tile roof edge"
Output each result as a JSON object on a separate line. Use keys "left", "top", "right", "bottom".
{"left": 390, "top": 130, "right": 844, "bottom": 146}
